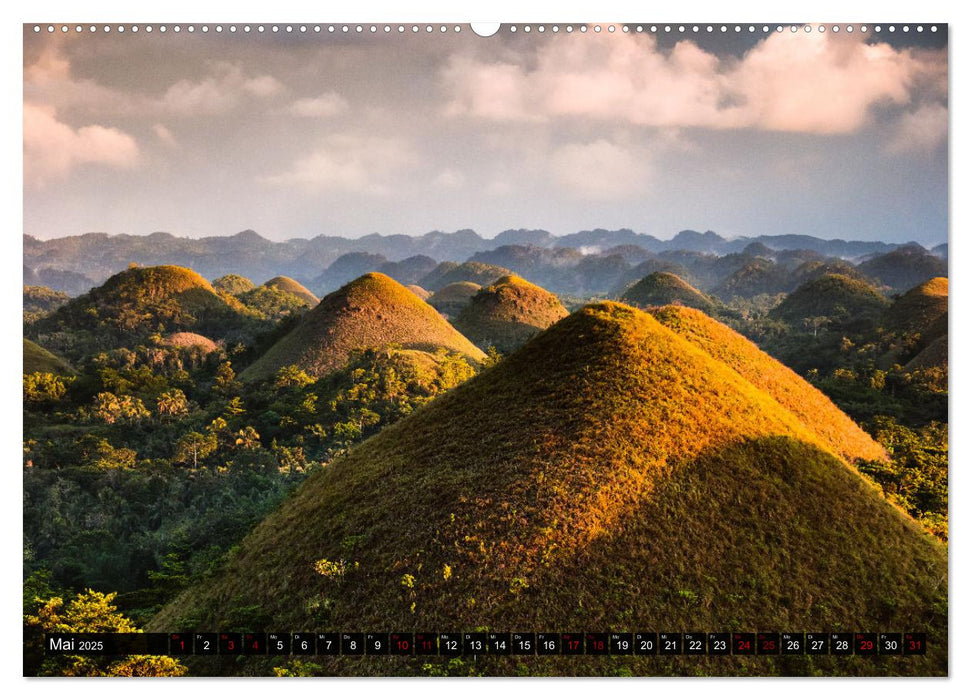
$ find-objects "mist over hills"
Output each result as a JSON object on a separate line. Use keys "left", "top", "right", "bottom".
{"left": 23, "top": 229, "right": 942, "bottom": 297}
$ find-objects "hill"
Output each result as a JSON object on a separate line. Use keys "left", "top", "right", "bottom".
{"left": 419, "top": 261, "right": 513, "bottom": 292}
{"left": 452, "top": 275, "right": 569, "bottom": 353}
{"left": 240, "top": 273, "right": 485, "bottom": 381}
{"left": 426, "top": 281, "right": 481, "bottom": 318}
{"left": 312, "top": 252, "right": 388, "bottom": 293}
{"left": 211, "top": 274, "right": 255, "bottom": 295}
{"left": 261, "top": 277, "right": 320, "bottom": 306}
{"left": 857, "top": 246, "right": 947, "bottom": 291}
{"left": 620, "top": 272, "right": 719, "bottom": 313}
{"left": 406, "top": 285, "right": 431, "bottom": 301}
{"left": 884, "top": 277, "right": 948, "bottom": 339}
{"left": 378, "top": 255, "right": 439, "bottom": 285}
{"left": 158, "top": 332, "right": 219, "bottom": 353}
{"left": 152, "top": 302, "right": 945, "bottom": 676}
{"left": 23, "top": 338, "right": 74, "bottom": 375}
{"left": 770, "top": 274, "right": 889, "bottom": 325}
{"left": 649, "top": 306, "right": 886, "bottom": 463}
{"left": 906, "top": 334, "right": 948, "bottom": 372}
{"left": 28, "top": 265, "right": 255, "bottom": 358}
{"left": 709, "top": 259, "right": 787, "bottom": 300}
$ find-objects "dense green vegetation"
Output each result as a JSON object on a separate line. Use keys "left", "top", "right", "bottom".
{"left": 24, "top": 285, "right": 69, "bottom": 324}
{"left": 24, "top": 315, "right": 479, "bottom": 631}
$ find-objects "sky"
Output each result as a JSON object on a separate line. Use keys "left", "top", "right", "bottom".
{"left": 22, "top": 23, "right": 948, "bottom": 244}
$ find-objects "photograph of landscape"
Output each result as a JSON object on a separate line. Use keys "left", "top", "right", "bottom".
{"left": 22, "top": 21, "right": 948, "bottom": 677}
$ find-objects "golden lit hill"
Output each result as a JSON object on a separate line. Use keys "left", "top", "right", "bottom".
{"left": 649, "top": 305, "right": 886, "bottom": 463}
{"left": 240, "top": 273, "right": 486, "bottom": 381}
{"left": 885, "top": 277, "right": 948, "bottom": 339}
{"left": 159, "top": 332, "right": 219, "bottom": 353}
{"left": 420, "top": 261, "right": 513, "bottom": 292}
{"left": 427, "top": 281, "right": 481, "bottom": 318}
{"left": 153, "top": 302, "right": 945, "bottom": 676}
{"left": 261, "top": 276, "right": 320, "bottom": 306}
{"left": 29, "top": 265, "right": 254, "bottom": 358}
{"left": 770, "top": 274, "right": 889, "bottom": 324}
{"left": 620, "top": 272, "right": 720, "bottom": 314}
{"left": 406, "top": 285, "right": 431, "bottom": 301}
{"left": 453, "top": 275, "right": 569, "bottom": 353}
{"left": 23, "top": 338, "right": 73, "bottom": 375}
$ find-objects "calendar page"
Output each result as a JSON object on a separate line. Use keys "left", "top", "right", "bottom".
{"left": 22, "top": 19, "right": 948, "bottom": 679}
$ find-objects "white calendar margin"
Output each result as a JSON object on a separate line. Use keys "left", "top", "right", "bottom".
{"left": 1, "top": 1, "right": 964, "bottom": 699}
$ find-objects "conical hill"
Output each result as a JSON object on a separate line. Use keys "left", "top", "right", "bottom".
{"left": 153, "top": 302, "right": 944, "bottom": 675}
{"left": 453, "top": 275, "right": 569, "bottom": 353}
{"left": 240, "top": 273, "right": 485, "bottom": 380}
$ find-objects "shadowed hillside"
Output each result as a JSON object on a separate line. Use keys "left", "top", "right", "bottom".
{"left": 620, "top": 272, "right": 720, "bottom": 314}
{"left": 152, "top": 302, "right": 944, "bottom": 676}
{"left": 770, "top": 274, "right": 889, "bottom": 325}
{"left": 427, "top": 281, "right": 481, "bottom": 318}
{"left": 240, "top": 273, "right": 485, "bottom": 381}
{"left": 23, "top": 338, "right": 74, "bottom": 375}
{"left": 453, "top": 275, "right": 569, "bottom": 353}
{"left": 885, "top": 277, "right": 948, "bottom": 339}
{"left": 857, "top": 247, "right": 947, "bottom": 292}
{"left": 420, "top": 261, "right": 513, "bottom": 292}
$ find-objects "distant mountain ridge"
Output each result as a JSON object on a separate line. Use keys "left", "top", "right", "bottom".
{"left": 24, "top": 229, "right": 934, "bottom": 296}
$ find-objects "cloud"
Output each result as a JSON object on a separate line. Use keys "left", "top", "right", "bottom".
{"left": 887, "top": 103, "right": 948, "bottom": 154}
{"left": 160, "top": 62, "right": 285, "bottom": 116}
{"left": 24, "top": 102, "right": 138, "bottom": 186}
{"left": 262, "top": 134, "right": 414, "bottom": 194}
{"left": 287, "top": 92, "right": 349, "bottom": 118}
{"left": 25, "top": 43, "right": 285, "bottom": 118}
{"left": 432, "top": 168, "right": 466, "bottom": 189}
{"left": 550, "top": 139, "right": 651, "bottom": 200}
{"left": 442, "top": 31, "right": 945, "bottom": 135}
{"left": 153, "top": 123, "right": 178, "bottom": 148}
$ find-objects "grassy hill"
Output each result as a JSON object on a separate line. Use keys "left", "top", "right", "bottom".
{"left": 23, "top": 338, "right": 74, "bottom": 375}
{"left": 427, "top": 282, "right": 481, "bottom": 318}
{"left": 884, "top": 277, "right": 948, "bottom": 339}
{"left": 453, "top": 275, "right": 569, "bottom": 353}
{"left": 406, "top": 285, "right": 431, "bottom": 301}
{"left": 770, "top": 274, "right": 889, "bottom": 325}
{"left": 212, "top": 274, "right": 256, "bottom": 295}
{"left": 28, "top": 265, "right": 256, "bottom": 359}
{"left": 649, "top": 306, "right": 886, "bottom": 463}
{"left": 906, "top": 334, "right": 948, "bottom": 372}
{"left": 240, "top": 273, "right": 486, "bottom": 381}
{"left": 152, "top": 302, "right": 945, "bottom": 676}
{"left": 420, "top": 261, "right": 513, "bottom": 292}
{"left": 158, "top": 332, "right": 219, "bottom": 353}
{"left": 261, "top": 276, "right": 320, "bottom": 306}
{"left": 620, "top": 272, "right": 720, "bottom": 314}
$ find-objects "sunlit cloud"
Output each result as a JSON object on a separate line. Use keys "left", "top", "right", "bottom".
{"left": 24, "top": 102, "right": 139, "bottom": 186}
